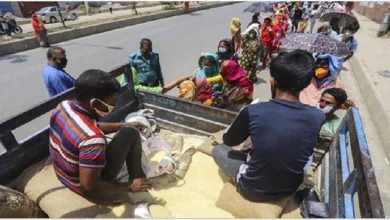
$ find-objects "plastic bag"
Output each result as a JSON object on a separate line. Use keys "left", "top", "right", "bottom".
{"left": 125, "top": 109, "right": 157, "bottom": 138}
{"left": 141, "top": 135, "right": 177, "bottom": 179}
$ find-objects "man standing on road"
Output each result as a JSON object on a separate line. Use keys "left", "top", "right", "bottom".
{"left": 129, "top": 38, "right": 165, "bottom": 88}
{"left": 49, "top": 69, "right": 152, "bottom": 198}
{"left": 211, "top": 50, "right": 325, "bottom": 202}
{"left": 108, "top": 1, "right": 113, "bottom": 14}
{"left": 42, "top": 46, "right": 75, "bottom": 97}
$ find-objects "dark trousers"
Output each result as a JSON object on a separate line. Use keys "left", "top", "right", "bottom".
{"left": 139, "top": 80, "right": 160, "bottom": 87}
{"left": 109, "top": 8, "right": 113, "bottom": 14}
{"left": 211, "top": 144, "right": 247, "bottom": 184}
{"left": 101, "top": 126, "right": 144, "bottom": 182}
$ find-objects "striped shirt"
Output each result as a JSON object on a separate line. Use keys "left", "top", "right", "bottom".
{"left": 49, "top": 100, "right": 106, "bottom": 195}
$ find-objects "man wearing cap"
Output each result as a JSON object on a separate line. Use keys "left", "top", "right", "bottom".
{"left": 129, "top": 38, "right": 165, "bottom": 88}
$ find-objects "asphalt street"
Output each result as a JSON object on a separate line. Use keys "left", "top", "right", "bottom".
{"left": 0, "top": 2, "right": 271, "bottom": 143}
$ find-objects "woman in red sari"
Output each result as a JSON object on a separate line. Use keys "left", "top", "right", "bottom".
{"left": 32, "top": 14, "right": 49, "bottom": 48}
{"left": 184, "top": 2, "right": 190, "bottom": 14}
{"left": 260, "top": 17, "right": 274, "bottom": 67}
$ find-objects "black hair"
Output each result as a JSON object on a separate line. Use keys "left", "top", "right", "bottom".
{"left": 47, "top": 46, "right": 65, "bottom": 60}
{"left": 313, "top": 4, "right": 319, "bottom": 10}
{"left": 316, "top": 57, "right": 329, "bottom": 66}
{"left": 217, "top": 38, "right": 234, "bottom": 60}
{"left": 345, "top": 22, "right": 360, "bottom": 32}
{"left": 270, "top": 49, "right": 315, "bottom": 93}
{"left": 75, "top": 69, "right": 121, "bottom": 102}
{"left": 140, "top": 38, "right": 152, "bottom": 46}
{"left": 322, "top": 87, "right": 348, "bottom": 106}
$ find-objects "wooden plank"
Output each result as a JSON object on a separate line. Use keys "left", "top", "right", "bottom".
{"left": 0, "top": 64, "right": 127, "bottom": 134}
{"left": 140, "top": 91, "right": 237, "bottom": 125}
{"left": 0, "top": 128, "right": 50, "bottom": 185}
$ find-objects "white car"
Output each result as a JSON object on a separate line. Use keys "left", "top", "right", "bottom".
{"left": 35, "top": 6, "right": 78, "bottom": 23}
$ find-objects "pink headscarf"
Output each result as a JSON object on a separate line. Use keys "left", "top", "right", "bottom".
{"left": 220, "top": 60, "right": 254, "bottom": 97}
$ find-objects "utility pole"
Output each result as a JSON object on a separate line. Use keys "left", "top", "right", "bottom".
{"left": 84, "top": 1, "right": 89, "bottom": 16}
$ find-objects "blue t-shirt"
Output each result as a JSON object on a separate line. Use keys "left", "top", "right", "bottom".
{"left": 336, "top": 34, "right": 358, "bottom": 53}
{"left": 42, "top": 64, "right": 75, "bottom": 97}
{"left": 223, "top": 99, "right": 325, "bottom": 201}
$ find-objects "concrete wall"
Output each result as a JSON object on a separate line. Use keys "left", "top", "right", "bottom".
{"left": 0, "top": 2, "right": 235, "bottom": 57}
{"left": 354, "top": 2, "right": 390, "bottom": 23}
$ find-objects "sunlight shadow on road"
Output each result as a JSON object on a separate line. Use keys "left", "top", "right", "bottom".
{"left": 341, "top": 66, "right": 349, "bottom": 71}
{"left": 190, "top": 12, "right": 202, "bottom": 16}
{"left": 59, "top": 43, "right": 124, "bottom": 50}
{"left": 255, "top": 77, "right": 267, "bottom": 85}
{"left": 0, "top": 54, "right": 29, "bottom": 64}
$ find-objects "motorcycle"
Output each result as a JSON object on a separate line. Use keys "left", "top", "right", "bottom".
{"left": 0, "top": 16, "right": 23, "bottom": 36}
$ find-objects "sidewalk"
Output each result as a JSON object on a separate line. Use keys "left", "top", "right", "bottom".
{"left": 19, "top": 5, "right": 164, "bottom": 34}
{"left": 353, "top": 13, "right": 390, "bottom": 117}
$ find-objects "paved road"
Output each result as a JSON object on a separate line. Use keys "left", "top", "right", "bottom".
{"left": 0, "top": 2, "right": 271, "bottom": 141}
{"left": 17, "top": 5, "right": 164, "bottom": 34}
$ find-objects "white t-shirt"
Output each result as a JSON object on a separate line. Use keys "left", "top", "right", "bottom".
{"left": 108, "top": 2, "right": 113, "bottom": 8}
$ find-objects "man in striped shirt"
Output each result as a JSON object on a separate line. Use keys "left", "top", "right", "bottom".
{"left": 49, "top": 69, "right": 152, "bottom": 198}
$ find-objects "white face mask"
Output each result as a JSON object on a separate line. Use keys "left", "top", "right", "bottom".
{"left": 316, "top": 102, "right": 334, "bottom": 114}
{"left": 345, "top": 31, "right": 354, "bottom": 37}
{"left": 90, "top": 98, "right": 115, "bottom": 117}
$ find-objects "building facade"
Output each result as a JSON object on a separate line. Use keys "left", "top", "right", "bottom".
{"left": 0, "top": 1, "right": 58, "bottom": 18}
{"left": 354, "top": 1, "right": 390, "bottom": 23}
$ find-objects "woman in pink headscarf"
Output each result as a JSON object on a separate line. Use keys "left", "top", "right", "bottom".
{"left": 207, "top": 60, "right": 254, "bottom": 111}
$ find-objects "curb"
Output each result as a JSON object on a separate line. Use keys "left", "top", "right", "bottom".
{"left": 14, "top": 4, "right": 164, "bottom": 25}
{"left": 348, "top": 55, "right": 390, "bottom": 159}
{"left": 0, "top": 2, "right": 236, "bottom": 57}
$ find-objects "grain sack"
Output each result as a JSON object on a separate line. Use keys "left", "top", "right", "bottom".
{"left": 96, "top": 203, "right": 173, "bottom": 218}
{"left": 127, "top": 152, "right": 234, "bottom": 218}
{"left": 11, "top": 158, "right": 129, "bottom": 218}
{"left": 0, "top": 185, "right": 40, "bottom": 218}
{"left": 281, "top": 195, "right": 303, "bottom": 218}
{"left": 215, "top": 182, "right": 290, "bottom": 218}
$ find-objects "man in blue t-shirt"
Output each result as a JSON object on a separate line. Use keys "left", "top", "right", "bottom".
{"left": 212, "top": 50, "right": 325, "bottom": 202}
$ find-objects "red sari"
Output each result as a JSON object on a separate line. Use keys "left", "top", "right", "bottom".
{"left": 261, "top": 23, "right": 274, "bottom": 66}
{"left": 184, "top": 2, "right": 190, "bottom": 14}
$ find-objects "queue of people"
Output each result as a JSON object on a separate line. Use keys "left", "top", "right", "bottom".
{"left": 39, "top": 1, "right": 360, "bottom": 205}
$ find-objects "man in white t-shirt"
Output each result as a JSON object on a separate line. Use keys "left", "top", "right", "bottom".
{"left": 108, "top": 2, "right": 113, "bottom": 14}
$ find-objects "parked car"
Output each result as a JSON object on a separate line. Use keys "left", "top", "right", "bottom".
{"left": 35, "top": 6, "right": 78, "bottom": 23}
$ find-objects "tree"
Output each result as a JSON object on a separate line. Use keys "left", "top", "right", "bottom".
{"left": 56, "top": 7, "right": 66, "bottom": 28}
{"left": 132, "top": 2, "right": 138, "bottom": 15}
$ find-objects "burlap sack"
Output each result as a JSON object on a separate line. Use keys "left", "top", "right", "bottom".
{"left": 0, "top": 185, "right": 40, "bottom": 218}
{"left": 215, "top": 182, "right": 290, "bottom": 218}
{"left": 96, "top": 203, "right": 172, "bottom": 218}
{"left": 11, "top": 158, "right": 125, "bottom": 218}
{"left": 281, "top": 195, "right": 303, "bottom": 218}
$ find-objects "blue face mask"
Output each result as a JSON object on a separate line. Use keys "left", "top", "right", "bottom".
{"left": 218, "top": 47, "right": 227, "bottom": 53}
{"left": 203, "top": 66, "right": 214, "bottom": 76}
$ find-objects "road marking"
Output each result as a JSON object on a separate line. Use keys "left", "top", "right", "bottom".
{"left": 385, "top": 158, "right": 389, "bottom": 165}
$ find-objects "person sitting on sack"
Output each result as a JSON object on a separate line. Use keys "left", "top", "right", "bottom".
{"left": 49, "top": 69, "right": 152, "bottom": 199}
{"left": 211, "top": 50, "right": 325, "bottom": 202}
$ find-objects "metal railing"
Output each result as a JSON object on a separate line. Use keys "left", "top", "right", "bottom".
{"left": 317, "top": 107, "right": 385, "bottom": 218}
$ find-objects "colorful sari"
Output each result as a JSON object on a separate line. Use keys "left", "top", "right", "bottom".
{"left": 194, "top": 53, "right": 222, "bottom": 93}
{"left": 240, "top": 26, "right": 261, "bottom": 82}
{"left": 220, "top": 60, "right": 254, "bottom": 103}
{"left": 32, "top": 14, "right": 49, "bottom": 48}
